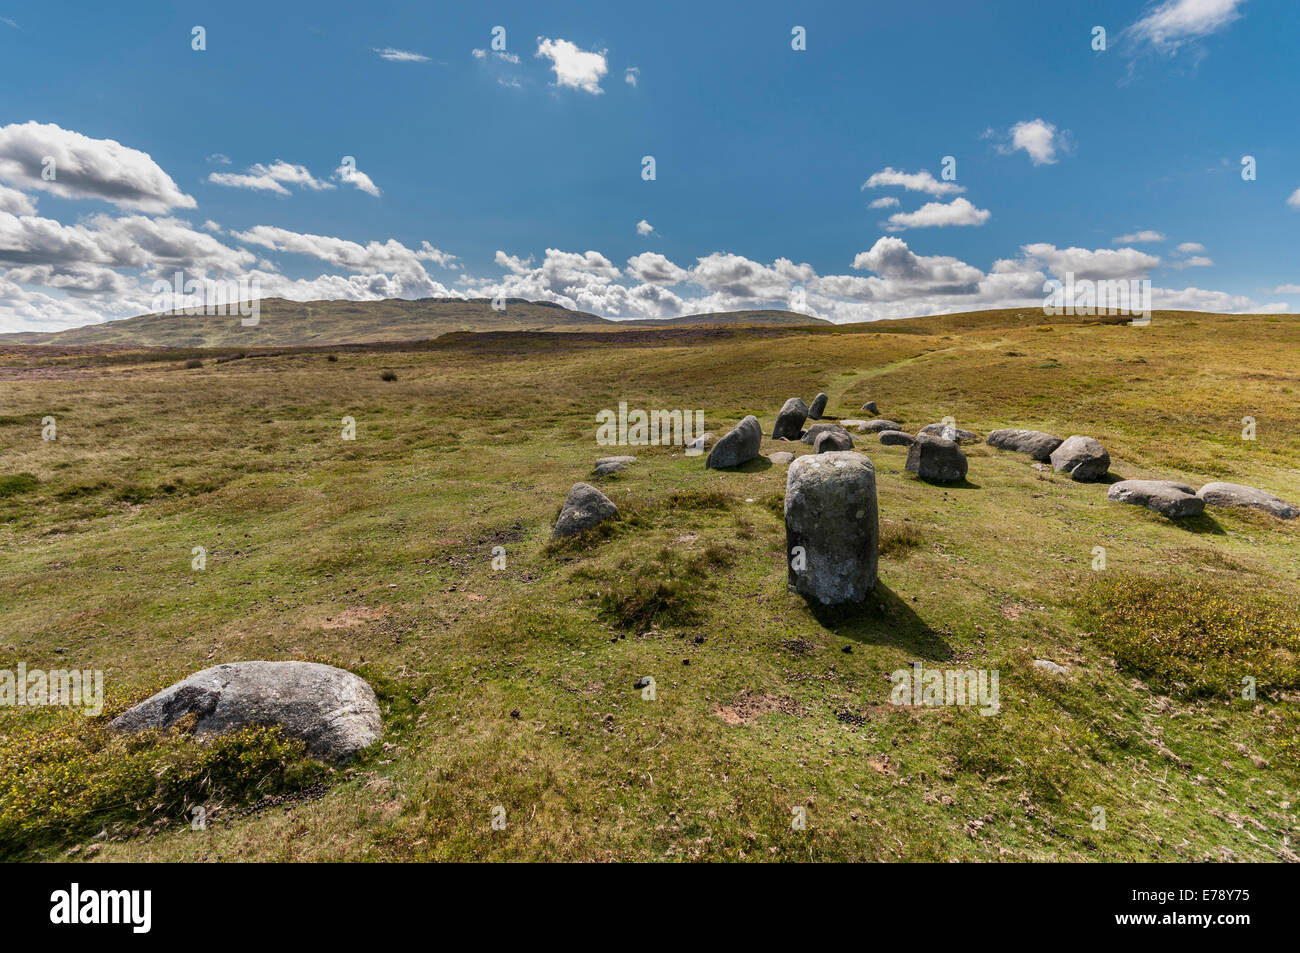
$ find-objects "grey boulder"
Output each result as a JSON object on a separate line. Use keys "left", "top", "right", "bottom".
{"left": 784, "top": 451, "right": 879, "bottom": 606}
{"left": 987, "top": 428, "right": 1063, "bottom": 461}
{"left": 1050, "top": 435, "right": 1110, "bottom": 482}
{"left": 808, "top": 392, "right": 829, "bottom": 419}
{"left": 878, "top": 430, "right": 914, "bottom": 447}
{"left": 706, "top": 414, "right": 762, "bottom": 469}
{"left": 905, "top": 433, "right": 968, "bottom": 483}
{"left": 769, "top": 451, "right": 795, "bottom": 465}
{"left": 1197, "top": 482, "right": 1299, "bottom": 519}
{"left": 772, "top": 398, "right": 809, "bottom": 440}
{"left": 108, "top": 661, "right": 382, "bottom": 763}
{"left": 814, "top": 430, "right": 854, "bottom": 453}
{"left": 801, "top": 422, "right": 850, "bottom": 445}
{"left": 861, "top": 418, "right": 904, "bottom": 433}
{"left": 1107, "top": 480, "right": 1205, "bottom": 518}
{"left": 860, "top": 401, "right": 879, "bottom": 415}
{"left": 594, "top": 455, "right": 636, "bottom": 476}
{"left": 918, "top": 423, "right": 980, "bottom": 444}
{"left": 554, "top": 482, "right": 618, "bottom": 536}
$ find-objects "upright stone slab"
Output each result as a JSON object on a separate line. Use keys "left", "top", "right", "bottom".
{"left": 705, "top": 414, "right": 762, "bottom": 469}
{"left": 906, "top": 433, "right": 968, "bottom": 483}
{"left": 784, "top": 451, "right": 879, "bottom": 606}
{"left": 808, "top": 392, "right": 829, "bottom": 419}
{"left": 772, "top": 397, "right": 809, "bottom": 440}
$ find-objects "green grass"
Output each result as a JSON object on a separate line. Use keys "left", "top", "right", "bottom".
{"left": 0, "top": 308, "right": 1298, "bottom": 861}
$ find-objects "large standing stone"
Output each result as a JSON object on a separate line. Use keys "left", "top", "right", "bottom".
{"left": 808, "top": 393, "right": 829, "bottom": 419}
{"left": 1198, "top": 482, "right": 1300, "bottom": 519}
{"left": 801, "top": 422, "right": 850, "bottom": 445}
{"left": 1049, "top": 435, "right": 1110, "bottom": 481}
{"left": 772, "top": 398, "right": 809, "bottom": 440}
{"left": 861, "top": 418, "right": 904, "bottom": 432}
{"left": 918, "top": 423, "right": 980, "bottom": 444}
{"left": 1107, "top": 480, "right": 1205, "bottom": 518}
{"left": 705, "top": 414, "right": 762, "bottom": 469}
{"left": 905, "top": 434, "right": 968, "bottom": 483}
{"left": 879, "top": 430, "right": 914, "bottom": 447}
{"left": 814, "top": 430, "right": 854, "bottom": 453}
{"left": 987, "top": 428, "right": 1063, "bottom": 461}
{"left": 108, "top": 661, "right": 382, "bottom": 763}
{"left": 784, "top": 451, "right": 879, "bottom": 606}
{"left": 554, "top": 482, "right": 618, "bottom": 535}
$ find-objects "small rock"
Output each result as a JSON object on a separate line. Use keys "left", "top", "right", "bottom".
{"left": 1032, "top": 659, "right": 1068, "bottom": 676}
{"left": 861, "top": 418, "right": 904, "bottom": 432}
{"left": 878, "top": 429, "right": 914, "bottom": 447}
{"left": 768, "top": 451, "right": 795, "bottom": 464}
{"left": 684, "top": 432, "right": 716, "bottom": 456}
{"left": 860, "top": 401, "right": 879, "bottom": 414}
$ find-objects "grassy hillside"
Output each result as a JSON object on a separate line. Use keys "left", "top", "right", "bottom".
{"left": 1, "top": 298, "right": 833, "bottom": 348}
{"left": 0, "top": 308, "right": 1297, "bottom": 861}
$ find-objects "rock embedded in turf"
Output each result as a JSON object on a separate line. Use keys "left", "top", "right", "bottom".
{"left": 108, "top": 661, "right": 382, "bottom": 763}
{"left": 801, "top": 422, "right": 850, "bottom": 445}
{"left": 1107, "top": 480, "right": 1205, "bottom": 518}
{"left": 879, "top": 430, "right": 914, "bottom": 447}
{"left": 784, "top": 451, "right": 879, "bottom": 606}
{"left": 1049, "top": 435, "right": 1110, "bottom": 482}
{"left": 814, "top": 430, "right": 854, "bottom": 453}
{"left": 772, "top": 397, "right": 809, "bottom": 440}
{"left": 769, "top": 451, "right": 795, "bottom": 464}
{"left": 684, "top": 432, "right": 715, "bottom": 455}
{"left": 861, "top": 400, "right": 879, "bottom": 414}
{"left": 986, "top": 428, "right": 1063, "bottom": 461}
{"left": 594, "top": 455, "right": 636, "bottom": 476}
{"left": 706, "top": 414, "right": 762, "bottom": 469}
{"left": 1033, "top": 659, "right": 1068, "bottom": 676}
{"left": 808, "top": 392, "right": 829, "bottom": 419}
{"left": 905, "top": 433, "right": 968, "bottom": 483}
{"left": 861, "top": 418, "right": 904, "bottom": 432}
{"left": 917, "top": 422, "right": 980, "bottom": 444}
{"left": 554, "top": 482, "right": 618, "bottom": 535}
{"left": 1197, "top": 481, "right": 1299, "bottom": 519}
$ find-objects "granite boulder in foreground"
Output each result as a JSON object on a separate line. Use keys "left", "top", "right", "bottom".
{"left": 784, "top": 451, "right": 879, "bottom": 606}
{"left": 554, "top": 482, "right": 618, "bottom": 535}
{"left": 109, "top": 661, "right": 382, "bottom": 763}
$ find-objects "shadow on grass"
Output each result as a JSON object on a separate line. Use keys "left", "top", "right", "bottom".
{"left": 1168, "top": 512, "right": 1226, "bottom": 535}
{"left": 909, "top": 474, "right": 982, "bottom": 490}
{"left": 802, "top": 580, "right": 954, "bottom": 661}
{"left": 725, "top": 456, "right": 773, "bottom": 473}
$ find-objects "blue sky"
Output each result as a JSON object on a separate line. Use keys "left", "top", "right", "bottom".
{"left": 1, "top": 0, "right": 1297, "bottom": 331}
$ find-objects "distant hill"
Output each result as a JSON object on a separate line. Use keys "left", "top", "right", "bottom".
{"left": 2, "top": 298, "right": 833, "bottom": 347}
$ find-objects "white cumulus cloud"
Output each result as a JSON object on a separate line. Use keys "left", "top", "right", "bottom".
{"left": 536, "top": 37, "right": 608, "bottom": 94}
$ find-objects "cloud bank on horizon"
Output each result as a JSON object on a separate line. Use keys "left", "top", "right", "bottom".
{"left": 0, "top": 0, "right": 1296, "bottom": 333}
